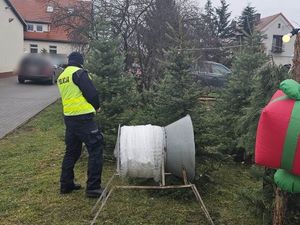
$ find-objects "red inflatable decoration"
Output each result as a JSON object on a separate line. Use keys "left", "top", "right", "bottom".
{"left": 255, "top": 90, "right": 300, "bottom": 175}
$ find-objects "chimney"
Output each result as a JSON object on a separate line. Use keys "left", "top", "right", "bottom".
{"left": 255, "top": 13, "right": 261, "bottom": 25}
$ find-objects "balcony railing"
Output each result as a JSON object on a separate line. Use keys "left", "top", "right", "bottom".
{"left": 271, "top": 45, "right": 285, "bottom": 54}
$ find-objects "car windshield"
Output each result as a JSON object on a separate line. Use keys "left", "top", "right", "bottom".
{"left": 193, "top": 62, "right": 212, "bottom": 73}
{"left": 20, "top": 55, "right": 49, "bottom": 68}
{"left": 211, "top": 63, "right": 230, "bottom": 76}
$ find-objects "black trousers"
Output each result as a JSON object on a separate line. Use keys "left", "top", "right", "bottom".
{"left": 60, "top": 118, "right": 103, "bottom": 190}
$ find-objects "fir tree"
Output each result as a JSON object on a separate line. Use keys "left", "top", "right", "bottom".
{"left": 86, "top": 38, "right": 140, "bottom": 152}
{"left": 215, "top": 0, "right": 233, "bottom": 39}
{"left": 153, "top": 48, "right": 201, "bottom": 126}
{"left": 215, "top": 0, "right": 234, "bottom": 65}
{"left": 201, "top": 1, "right": 216, "bottom": 40}
{"left": 238, "top": 5, "right": 257, "bottom": 36}
{"left": 200, "top": 0, "right": 219, "bottom": 61}
{"left": 137, "top": 0, "right": 180, "bottom": 89}
{"left": 215, "top": 32, "right": 268, "bottom": 154}
{"left": 236, "top": 64, "right": 290, "bottom": 153}
{"left": 203, "top": 0, "right": 217, "bottom": 30}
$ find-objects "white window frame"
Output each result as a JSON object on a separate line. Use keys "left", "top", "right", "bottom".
{"left": 27, "top": 24, "right": 34, "bottom": 31}
{"left": 30, "top": 44, "right": 38, "bottom": 53}
{"left": 272, "top": 35, "right": 284, "bottom": 53}
{"left": 49, "top": 45, "right": 57, "bottom": 54}
{"left": 36, "top": 24, "right": 43, "bottom": 32}
{"left": 46, "top": 6, "right": 54, "bottom": 13}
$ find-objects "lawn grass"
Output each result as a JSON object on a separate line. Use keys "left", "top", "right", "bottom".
{"left": 0, "top": 101, "right": 262, "bottom": 225}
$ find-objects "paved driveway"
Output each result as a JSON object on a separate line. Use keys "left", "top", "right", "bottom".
{"left": 0, "top": 77, "right": 60, "bottom": 138}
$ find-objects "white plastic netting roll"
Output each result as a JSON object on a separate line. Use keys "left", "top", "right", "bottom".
{"left": 118, "top": 125, "right": 165, "bottom": 182}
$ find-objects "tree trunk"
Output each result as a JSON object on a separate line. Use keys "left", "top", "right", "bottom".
{"left": 272, "top": 188, "right": 287, "bottom": 225}
{"left": 292, "top": 34, "right": 300, "bottom": 82}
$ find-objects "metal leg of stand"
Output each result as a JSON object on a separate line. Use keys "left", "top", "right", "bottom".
{"left": 91, "top": 173, "right": 117, "bottom": 213}
{"left": 182, "top": 168, "right": 188, "bottom": 185}
{"left": 90, "top": 187, "right": 115, "bottom": 225}
{"left": 161, "top": 150, "right": 166, "bottom": 186}
{"left": 116, "top": 184, "right": 192, "bottom": 189}
{"left": 190, "top": 184, "right": 215, "bottom": 225}
{"left": 90, "top": 172, "right": 215, "bottom": 225}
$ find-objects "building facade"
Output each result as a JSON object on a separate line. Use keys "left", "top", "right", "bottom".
{"left": 0, "top": 0, "right": 88, "bottom": 75}
{"left": 10, "top": 0, "right": 77, "bottom": 56}
{"left": 0, "top": 0, "right": 25, "bottom": 75}
{"left": 257, "top": 13, "right": 295, "bottom": 66}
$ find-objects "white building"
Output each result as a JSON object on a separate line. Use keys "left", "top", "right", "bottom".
{"left": 0, "top": 0, "right": 89, "bottom": 76}
{"left": 10, "top": 0, "right": 78, "bottom": 56}
{"left": 0, "top": 0, "right": 25, "bottom": 76}
{"left": 257, "top": 13, "right": 295, "bottom": 66}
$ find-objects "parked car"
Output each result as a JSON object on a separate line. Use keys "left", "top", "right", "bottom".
{"left": 190, "top": 61, "right": 231, "bottom": 87}
{"left": 17, "top": 54, "right": 63, "bottom": 85}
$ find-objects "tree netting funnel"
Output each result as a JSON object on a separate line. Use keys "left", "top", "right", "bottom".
{"left": 114, "top": 115, "right": 195, "bottom": 181}
{"left": 165, "top": 115, "right": 195, "bottom": 180}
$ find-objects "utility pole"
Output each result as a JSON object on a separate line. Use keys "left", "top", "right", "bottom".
{"left": 283, "top": 29, "right": 300, "bottom": 81}
{"left": 272, "top": 188, "right": 287, "bottom": 225}
{"left": 292, "top": 33, "right": 300, "bottom": 82}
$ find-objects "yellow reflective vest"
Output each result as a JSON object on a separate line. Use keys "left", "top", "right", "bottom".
{"left": 57, "top": 66, "right": 96, "bottom": 116}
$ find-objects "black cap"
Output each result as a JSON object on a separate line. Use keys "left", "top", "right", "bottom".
{"left": 68, "top": 52, "right": 84, "bottom": 66}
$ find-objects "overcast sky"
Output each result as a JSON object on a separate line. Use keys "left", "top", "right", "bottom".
{"left": 197, "top": 0, "right": 300, "bottom": 27}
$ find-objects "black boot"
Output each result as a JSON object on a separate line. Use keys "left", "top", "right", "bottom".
{"left": 60, "top": 183, "right": 82, "bottom": 194}
{"left": 86, "top": 188, "right": 104, "bottom": 198}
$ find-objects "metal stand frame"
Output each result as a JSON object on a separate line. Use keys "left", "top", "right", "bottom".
{"left": 90, "top": 165, "right": 215, "bottom": 225}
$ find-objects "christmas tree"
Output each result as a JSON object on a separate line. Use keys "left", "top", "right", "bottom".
{"left": 87, "top": 38, "right": 140, "bottom": 151}
{"left": 216, "top": 32, "right": 268, "bottom": 155}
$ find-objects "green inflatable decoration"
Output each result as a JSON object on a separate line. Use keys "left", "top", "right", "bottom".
{"left": 274, "top": 169, "right": 300, "bottom": 193}
{"left": 279, "top": 79, "right": 300, "bottom": 100}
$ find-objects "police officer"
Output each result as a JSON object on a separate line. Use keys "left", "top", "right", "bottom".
{"left": 57, "top": 52, "right": 103, "bottom": 198}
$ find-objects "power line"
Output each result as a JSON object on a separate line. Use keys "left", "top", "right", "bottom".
{"left": 179, "top": 44, "right": 261, "bottom": 51}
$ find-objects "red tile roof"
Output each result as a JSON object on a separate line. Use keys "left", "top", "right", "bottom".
{"left": 257, "top": 13, "right": 294, "bottom": 31}
{"left": 9, "top": 0, "right": 90, "bottom": 43}
{"left": 10, "top": 0, "right": 52, "bottom": 23}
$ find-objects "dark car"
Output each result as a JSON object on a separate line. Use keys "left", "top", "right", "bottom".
{"left": 17, "top": 54, "right": 63, "bottom": 85}
{"left": 191, "top": 61, "right": 231, "bottom": 87}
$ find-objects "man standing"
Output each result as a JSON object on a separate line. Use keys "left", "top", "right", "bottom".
{"left": 57, "top": 52, "right": 103, "bottom": 198}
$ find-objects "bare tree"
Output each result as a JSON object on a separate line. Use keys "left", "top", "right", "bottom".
{"left": 49, "top": 0, "right": 232, "bottom": 91}
{"left": 99, "top": 0, "right": 154, "bottom": 69}
{"left": 49, "top": 0, "right": 94, "bottom": 52}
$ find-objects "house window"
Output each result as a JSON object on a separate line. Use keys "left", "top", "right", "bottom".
{"left": 30, "top": 44, "right": 38, "bottom": 53}
{"left": 27, "top": 24, "right": 34, "bottom": 31}
{"left": 46, "top": 6, "right": 54, "bottom": 13}
{"left": 272, "top": 35, "right": 283, "bottom": 53}
{"left": 49, "top": 46, "right": 57, "bottom": 54}
{"left": 36, "top": 25, "right": 43, "bottom": 32}
{"left": 278, "top": 23, "right": 281, "bottom": 29}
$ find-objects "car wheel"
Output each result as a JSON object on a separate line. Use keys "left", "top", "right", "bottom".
{"left": 18, "top": 77, "right": 25, "bottom": 84}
